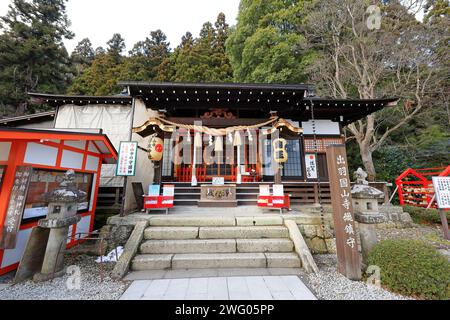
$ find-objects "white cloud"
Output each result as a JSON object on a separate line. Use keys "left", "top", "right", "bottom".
{"left": 0, "top": 0, "right": 240, "bottom": 53}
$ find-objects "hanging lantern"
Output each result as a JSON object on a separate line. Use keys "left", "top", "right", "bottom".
{"left": 272, "top": 138, "right": 288, "bottom": 164}
{"left": 148, "top": 135, "right": 164, "bottom": 162}
{"left": 194, "top": 132, "right": 202, "bottom": 148}
{"left": 214, "top": 136, "right": 223, "bottom": 152}
{"left": 233, "top": 131, "right": 242, "bottom": 147}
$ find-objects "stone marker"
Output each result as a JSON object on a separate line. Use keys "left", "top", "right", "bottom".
{"left": 32, "top": 170, "right": 86, "bottom": 282}
{"left": 351, "top": 168, "right": 385, "bottom": 266}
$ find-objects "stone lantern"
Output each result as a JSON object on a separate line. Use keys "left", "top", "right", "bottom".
{"left": 33, "top": 170, "right": 86, "bottom": 282}
{"left": 351, "top": 168, "right": 385, "bottom": 265}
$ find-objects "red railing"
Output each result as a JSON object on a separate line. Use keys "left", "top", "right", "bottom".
{"left": 395, "top": 165, "right": 450, "bottom": 208}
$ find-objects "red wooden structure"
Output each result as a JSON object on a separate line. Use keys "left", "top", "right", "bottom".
{"left": 395, "top": 165, "right": 450, "bottom": 208}
{"left": 0, "top": 128, "right": 117, "bottom": 275}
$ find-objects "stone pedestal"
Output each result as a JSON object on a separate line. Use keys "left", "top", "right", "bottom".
{"left": 355, "top": 212, "right": 385, "bottom": 265}
{"left": 18, "top": 170, "right": 88, "bottom": 283}
{"left": 351, "top": 168, "right": 386, "bottom": 266}
{"left": 33, "top": 216, "right": 81, "bottom": 282}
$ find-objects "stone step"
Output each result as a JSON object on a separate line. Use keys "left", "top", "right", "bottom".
{"left": 172, "top": 253, "right": 267, "bottom": 269}
{"left": 149, "top": 216, "right": 236, "bottom": 227}
{"left": 144, "top": 227, "right": 199, "bottom": 240}
{"left": 132, "top": 254, "right": 173, "bottom": 271}
{"left": 139, "top": 238, "right": 294, "bottom": 254}
{"left": 131, "top": 252, "right": 302, "bottom": 270}
{"left": 265, "top": 252, "right": 301, "bottom": 268}
{"left": 140, "top": 239, "right": 236, "bottom": 254}
{"left": 236, "top": 239, "right": 293, "bottom": 253}
{"left": 199, "top": 226, "right": 289, "bottom": 239}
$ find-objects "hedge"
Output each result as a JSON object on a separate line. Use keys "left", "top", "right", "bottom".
{"left": 367, "top": 239, "right": 450, "bottom": 300}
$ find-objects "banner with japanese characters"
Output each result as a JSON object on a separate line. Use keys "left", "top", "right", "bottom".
{"left": 326, "top": 145, "right": 361, "bottom": 280}
{"left": 305, "top": 154, "right": 318, "bottom": 179}
{"left": 0, "top": 166, "right": 32, "bottom": 249}
{"left": 116, "top": 141, "right": 138, "bottom": 176}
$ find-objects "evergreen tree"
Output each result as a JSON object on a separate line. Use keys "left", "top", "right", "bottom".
{"left": 157, "top": 13, "right": 233, "bottom": 82}
{"left": 226, "top": 0, "right": 311, "bottom": 83}
{"left": 107, "top": 33, "right": 126, "bottom": 63}
{"left": 71, "top": 38, "right": 94, "bottom": 75}
{"left": 124, "top": 29, "right": 171, "bottom": 81}
{"left": 0, "top": 0, "right": 74, "bottom": 116}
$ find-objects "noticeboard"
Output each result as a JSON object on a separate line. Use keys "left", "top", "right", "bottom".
{"left": 116, "top": 141, "right": 138, "bottom": 176}
{"left": 432, "top": 177, "right": 450, "bottom": 209}
{"left": 0, "top": 166, "right": 33, "bottom": 249}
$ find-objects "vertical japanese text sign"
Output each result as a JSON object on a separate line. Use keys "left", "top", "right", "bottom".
{"left": 116, "top": 142, "right": 138, "bottom": 176}
{"left": 431, "top": 177, "right": 450, "bottom": 240}
{"left": 326, "top": 145, "right": 362, "bottom": 280}
{"left": 0, "top": 166, "right": 32, "bottom": 249}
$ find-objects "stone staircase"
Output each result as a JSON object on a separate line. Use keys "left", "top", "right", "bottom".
{"left": 130, "top": 216, "right": 301, "bottom": 271}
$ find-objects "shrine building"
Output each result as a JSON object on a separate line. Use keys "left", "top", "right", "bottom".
{"left": 16, "top": 82, "right": 397, "bottom": 214}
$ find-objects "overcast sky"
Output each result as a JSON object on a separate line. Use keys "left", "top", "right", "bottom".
{"left": 0, "top": 0, "right": 240, "bottom": 53}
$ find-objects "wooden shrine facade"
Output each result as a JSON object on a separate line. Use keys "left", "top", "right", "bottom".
{"left": 25, "top": 82, "right": 397, "bottom": 212}
{"left": 125, "top": 82, "right": 397, "bottom": 187}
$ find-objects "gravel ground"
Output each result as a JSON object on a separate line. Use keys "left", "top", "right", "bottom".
{"left": 305, "top": 254, "right": 412, "bottom": 300}
{"left": 0, "top": 255, "right": 130, "bottom": 300}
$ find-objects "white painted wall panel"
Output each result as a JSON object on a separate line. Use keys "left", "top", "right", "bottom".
{"left": 60, "top": 150, "right": 83, "bottom": 169}
{"left": 24, "top": 143, "right": 58, "bottom": 166}
{"left": 85, "top": 155, "right": 100, "bottom": 171}
{"left": 0, "top": 142, "right": 12, "bottom": 161}
{"left": 301, "top": 120, "right": 340, "bottom": 135}
{"left": 64, "top": 140, "right": 86, "bottom": 150}
{"left": 75, "top": 215, "right": 91, "bottom": 240}
{"left": 89, "top": 174, "right": 97, "bottom": 211}
{"left": 88, "top": 142, "right": 99, "bottom": 153}
{"left": 1, "top": 228, "right": 33, "bottom": 268}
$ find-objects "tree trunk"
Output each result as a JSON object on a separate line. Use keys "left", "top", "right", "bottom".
{"left": 15, "top": 102, "right": 27, "bottom": 116}
{"left": 359, "top": 143, "right": 376, "bottom": 181}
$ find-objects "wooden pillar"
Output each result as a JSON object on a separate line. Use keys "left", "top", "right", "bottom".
{"left": 326, "top": 145, "right": 362, "bottom": 280}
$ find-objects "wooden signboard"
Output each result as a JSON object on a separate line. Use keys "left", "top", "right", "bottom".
{"left": 0, "top": 166, "right": 33, "bottom": 249}
{"left": 326, "top": 145, "right": 362, "bottom": 280}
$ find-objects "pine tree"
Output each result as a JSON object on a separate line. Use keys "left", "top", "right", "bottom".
{"left": 0, "top": 0, "right": 74, "bottom": 116}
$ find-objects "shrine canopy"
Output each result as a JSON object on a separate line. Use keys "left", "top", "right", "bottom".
{"left": 119, "top": 81, "right": 398, "bottom": 125}
{"left": 0, "top": 127, "right": 118, "bottom": 164}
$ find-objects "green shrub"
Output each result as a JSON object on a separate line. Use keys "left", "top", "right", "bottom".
{"left": 403, "top": 205, "right": 450, "bottom": 225}
{"left": 367, "top": 239, "right": 450, "bottom": 300}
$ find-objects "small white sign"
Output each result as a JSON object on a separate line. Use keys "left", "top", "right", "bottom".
{"left": 305, "top": 154, "right": 318, "bottom": 179}
{"left": 163, "top": 185, "right": 175, "bottom": 197}
{"left": 116, "top": 141, "right": 138, "bottom": 176}
{"left": 273, "top": 184, "right": 284, "bottom": 197}
{"left": 259, "top": 185, "right": 270, "bottom": 196}
{"left": 432, "top": 177, "right": 450, "bottom": 209}
{"left": 212, "top": 177, "right": 225, "bottom": 186}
